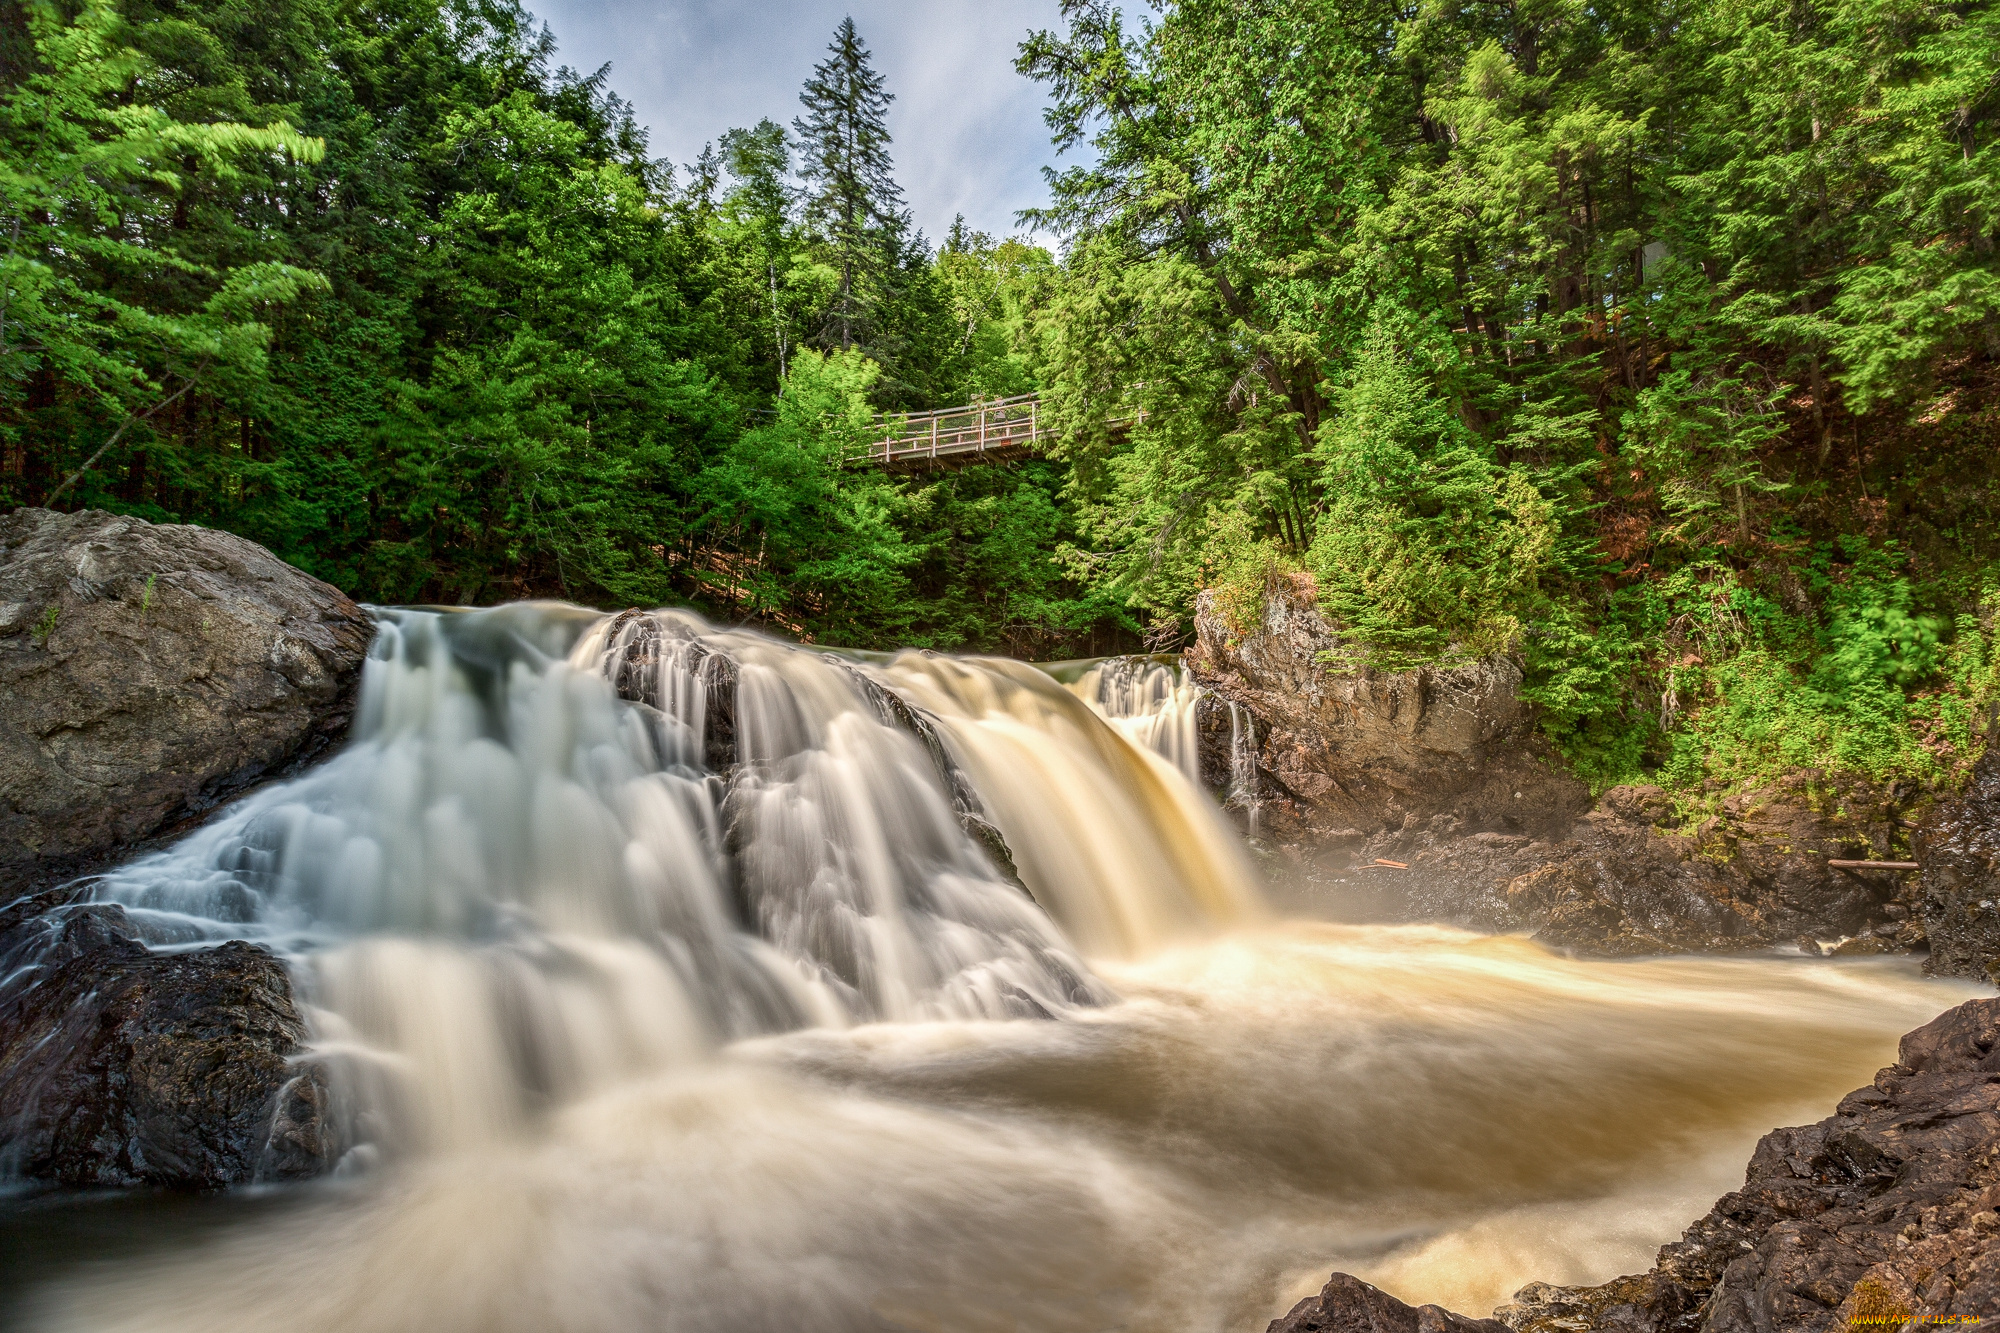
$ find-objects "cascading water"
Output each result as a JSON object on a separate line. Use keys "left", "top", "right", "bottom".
{"left": 1066, "top": 655, "right": 1263, "bottom": 835}
{"left": 0, "top": 605, "right": 1984, "bottom": 1333}
{"left": 73, "top": 604, "right": 1254, "bottom": 1156}
{"left": 1065, "top": 655, "right": 1204, "bottom": 785}
{"left": 1227, "top": 700, "right": 1263, "bottom": 836}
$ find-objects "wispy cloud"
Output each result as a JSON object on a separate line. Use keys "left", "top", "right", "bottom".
{"left": 528, "top": 0, "right": 1071, "bottom": 243}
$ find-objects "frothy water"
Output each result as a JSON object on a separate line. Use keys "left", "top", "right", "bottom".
{"left": 77, "top": 606, "right": 1251, "bottom": 1155}
{"left": 2, "top": 605, "right": 1981, "bottom": 1330}
{"left": 1064, "top": 655, "right": 1203, "bottom": 786}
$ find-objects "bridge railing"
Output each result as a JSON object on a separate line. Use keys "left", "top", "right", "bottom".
{"left": 863, "top": 393, "right": 1042, "bottom": 467}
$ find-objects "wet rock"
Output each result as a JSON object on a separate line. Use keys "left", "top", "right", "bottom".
{"left": 1915, "top": 742, "right": 2000, "bottom": 985}
{"left": 0, "top": 507, "right": 373, "bottom": 895}
{"left": 701, "top": 650, "right": 739, "bottom": 773}
{"left": 1269, "top": 1272, "right": 1506, "bottom": 1333}
{"left": 0, "top": 891, "right": 339, "bottom": 1188}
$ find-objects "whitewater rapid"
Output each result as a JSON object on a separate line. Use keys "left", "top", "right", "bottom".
{"left": 3, "top": 604, "right": 1982, "bottom": 1331}
{"left": 77, "top": 604, "right": 1253, "bottom": 1156}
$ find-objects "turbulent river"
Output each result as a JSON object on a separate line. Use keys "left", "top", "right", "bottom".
{"left": 0, "top": 604, "right": 1979, "bottom": 1332}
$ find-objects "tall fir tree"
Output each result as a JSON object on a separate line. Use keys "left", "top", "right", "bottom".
{"left": 792, "top": 17, "right": 903, "bottom": 357}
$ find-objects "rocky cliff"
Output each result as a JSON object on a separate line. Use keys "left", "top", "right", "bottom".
{"left": 1187, "top": 572, "right": 1588, "bottom": 842}
{"left": 0, "top": 507, "right": 373, "bottom": 895}
{"left": 1189, "top": 576, "right": 1935, "bottom": 959}
{"left": 1274, "top": 997, "right": 2000, "bottom": 1333}
{"left": 1916, "top": 744, "right": 2000, "bottom": 985}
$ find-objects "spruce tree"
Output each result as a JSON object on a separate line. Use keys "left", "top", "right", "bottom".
{"left": 793, "top": 17, "right": 904, "bottom": 355}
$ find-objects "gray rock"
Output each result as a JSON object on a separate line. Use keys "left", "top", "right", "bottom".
{"left": 1916, "top": 742, "right": 2000, "bottom": 985}
{"left": 1186, "top": 575, "right": 1586, "bottom": 842}
{"left": 0, "top": 507, "right": 373, "bottom": 894}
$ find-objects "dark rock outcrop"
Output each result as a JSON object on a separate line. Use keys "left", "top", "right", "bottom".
{"left": 1371, "top": 774, "right": 1923, "bottom": 956}
{"left": 1271, "top": 1273, "right": 1506, "bottom": 1333}
{"left": 0, "top": 887, "right": 340, "bottom": 1188}
{"left": 1192, "top": 575, "right": 1928, "bottom": 955}
{"left": 0, "top": 507, "right": 373, "bottom": 895}
{"left": 1916, "top": 742, "right": 2000, "bottom": 984}
{"left": 1281, "top": 998, "right": 2000, "bottom": 1333}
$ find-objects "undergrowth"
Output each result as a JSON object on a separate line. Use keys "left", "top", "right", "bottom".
{"left": 1537, "top": 542, "right": 2000, "bottom": 801}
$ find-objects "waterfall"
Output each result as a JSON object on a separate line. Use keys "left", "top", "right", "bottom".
{"left": 1065, "top": 655, "right": 1204, "bottom": 784}
{"left": 77, "top": 604, "right": 1260, "bottom": 1157}
{"left": 10, "top": 608, "right": 1982, "bottom": 1333}
{"left": 1227, "top": 701, "right": 1263, "bottom": 837}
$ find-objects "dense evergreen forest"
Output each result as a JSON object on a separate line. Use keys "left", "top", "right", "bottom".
{"left": 0, "top": 0, "right": 1118, "bottom": 655}
{"left": 4, "top": 0, "right": 2000, "bottom": 799}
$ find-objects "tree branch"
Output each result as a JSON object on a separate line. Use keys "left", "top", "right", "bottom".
{"left": 45, "top": 370, "right": 205, "bottom": 509}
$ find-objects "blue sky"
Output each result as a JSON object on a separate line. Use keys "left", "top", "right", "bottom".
{"left": 528, "top": 0, "right": 1073, "bottom": 244}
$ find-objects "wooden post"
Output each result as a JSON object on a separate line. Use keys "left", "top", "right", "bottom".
{"left": 930, "top": 413, "right": 938, "bottom": 459}
{"left": 979, "top": 402, "right": 988, "bottom": 454}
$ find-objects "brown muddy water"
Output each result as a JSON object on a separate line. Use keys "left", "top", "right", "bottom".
{"left": 0, "top": 606, "right": 1975, "bottom": 1332}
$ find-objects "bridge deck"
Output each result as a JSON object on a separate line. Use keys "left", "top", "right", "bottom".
{"left": 862, "top": 394, "right": 1042, "bottom": 472}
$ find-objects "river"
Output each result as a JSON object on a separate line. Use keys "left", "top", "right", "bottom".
{"left": 0, "top": 605, "right": 1976, "bottom": 1332}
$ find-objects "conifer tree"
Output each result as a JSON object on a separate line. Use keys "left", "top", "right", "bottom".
{"left": 792, "top": 17, "right": 904, "bottom": 355}
{"left": 720, "top": 119, "right": 797, "bottom": 382}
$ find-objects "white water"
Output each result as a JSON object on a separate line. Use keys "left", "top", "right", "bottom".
{"left": 1065, "top": 655, "right": 1204, "bottom": 787}
{"left": 83, "top": 606, "right": 1252, "bottom": 1155}
{"left": 17, "top": 605, "right": 1983, "bottom": 1331}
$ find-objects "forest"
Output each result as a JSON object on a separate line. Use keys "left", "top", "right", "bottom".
{"left": 4, "top": 0, "right": 2000, "bottom": 800}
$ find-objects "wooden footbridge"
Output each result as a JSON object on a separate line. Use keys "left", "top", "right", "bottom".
{"left": 858, "top": 393, "right": 1139, "bottom": 472}
{"left": 861, "top": 393, "right": 1044, "bottom": 472}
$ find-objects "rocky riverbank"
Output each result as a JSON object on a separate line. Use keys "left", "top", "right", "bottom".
{"left": 1274, "top": 996, "right": 2000, "bottom": 1333}
{"left": 0, "top": 508, "right": 367, "bottom": 1188}
{"left": 1188, "top": 573, "right": 2000, "bottom": 982}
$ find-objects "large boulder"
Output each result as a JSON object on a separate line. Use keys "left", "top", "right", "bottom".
{"left": 0, "top": 886, "right": 342, "bottom": 1188}
{"left": 0, "top": 507, "right": 372, "bottom": 894}
{"left": 1287, "top": 998, "right": 2000, "bottom": 1333}
{"left": 1915, "top": 742, "right": 2000, "bottom": 984}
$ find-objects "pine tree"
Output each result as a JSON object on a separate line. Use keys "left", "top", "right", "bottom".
{"left": 792, "top": 17, "right": 904, "bottom": 355}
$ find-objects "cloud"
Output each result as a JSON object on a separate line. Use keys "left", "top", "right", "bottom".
{"left": 527, "top": 0, "right": 1071, "bottom": 243}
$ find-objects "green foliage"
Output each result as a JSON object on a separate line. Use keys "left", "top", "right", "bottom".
{"left": 0, "top": 1, "right": 1125, "bottom": 657}
{"left": 0, "top": 0, "right": 328, "bottom": 496}
{"left": 1307, "top": 332, "right": 1563, "bottom": 669}
{"left": 693, "top": 347, "right": 912, "bottom": 640}
{"left": 1020, "top": 0, "right": 2000, "bottom": 792}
